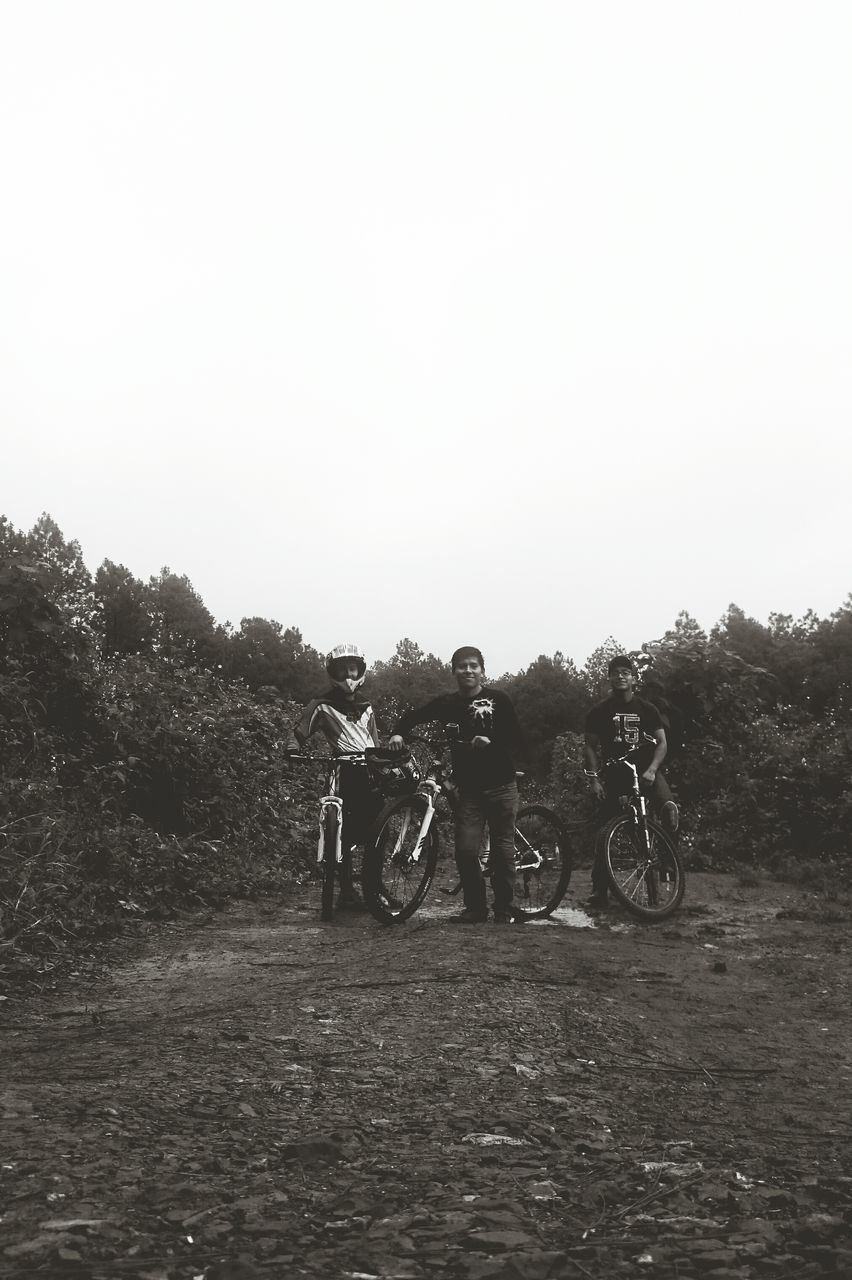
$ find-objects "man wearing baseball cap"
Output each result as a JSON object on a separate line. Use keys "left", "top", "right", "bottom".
{"left": 583, "top": 655, "right": 678, "bottom": 908}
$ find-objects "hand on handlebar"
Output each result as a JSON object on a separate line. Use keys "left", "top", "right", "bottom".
{"left": 589, "top": 777, "right": 605, "bottom": 801}
{"left": 470, "top": 735, "right": 491, "bottom": 750}
{"left": 387, "top": 735, "right": 406, "bottom": 754}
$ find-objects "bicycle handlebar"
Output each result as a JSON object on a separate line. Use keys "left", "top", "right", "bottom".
{"left": 288, "top": 747, "right": 412, "bottom": 765}
{"left": 586, "top": 733, "right": 658, "bottom": 777}
{"left": 403, "top": 724, "right": 478, "bottom": 751}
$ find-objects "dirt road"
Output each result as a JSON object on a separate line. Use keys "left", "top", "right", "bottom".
{"left": 2, "top": 870, "right": 851, "bottom": 1279}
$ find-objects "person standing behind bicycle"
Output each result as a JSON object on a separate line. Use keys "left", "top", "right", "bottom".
{"left": 583, "top": 654, "right": 678, "bottom": 908}
{"left": 286, "top": 643, "right": 382, "bottom": 910}
{"left": 387, "top": 645, "right": 526, "bottom": 925}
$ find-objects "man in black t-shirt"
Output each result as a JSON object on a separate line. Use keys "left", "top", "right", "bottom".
{"left": 388, "top": 645, "right": 525, "bottom": 924}
{"left": 583, "top": 655, "right": 679, "bottom": 906}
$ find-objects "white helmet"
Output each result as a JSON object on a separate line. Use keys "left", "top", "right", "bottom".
{"left": 326, "top": 643, "right": 367, "bottom": 694}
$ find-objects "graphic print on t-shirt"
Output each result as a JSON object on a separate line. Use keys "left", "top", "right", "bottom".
{"left": 611, "top": 712, "right": 641, "bottom": 747}
{"left": 469, "top": 697, "right": 495, "bottom": 734}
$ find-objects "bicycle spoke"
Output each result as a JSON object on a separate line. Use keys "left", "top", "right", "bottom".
{"left": 364, "top": 795, "right": 437, "bottom": 923}
{"left": 604, "top": 817, "right": 684, "bottom": 918}
{"left": 511, "top": 806, "right": 571, "bottom": 918}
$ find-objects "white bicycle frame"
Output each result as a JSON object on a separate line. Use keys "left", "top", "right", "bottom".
{"left": 511, "top": 826, "right": 545, "bottom": 871}
{"left": 610, "top": 755, "right": 650, "bottom": 829}
{"left": 391, "top": 778, "right": 438, "bottom": 864}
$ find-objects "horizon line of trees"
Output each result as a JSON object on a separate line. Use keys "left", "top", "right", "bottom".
{"left": 4, "top": 511, "right": 851, "bottom": 728}
{"left": 1, "top": 511, "right": 851, "bottom": 975}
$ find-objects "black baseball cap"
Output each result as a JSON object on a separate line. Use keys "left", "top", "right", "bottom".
{"left": 608, "top": 655, "right": 637, "bottom": 676}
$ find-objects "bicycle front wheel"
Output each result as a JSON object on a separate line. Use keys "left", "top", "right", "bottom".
{"left": 512, "top": 805, "right": 572, "bottom": 919}
{"left": 320, "top": 807, "right": 339, "bottom": 922}
{"left": 363, "top": 793, "right": 437, "bottom": 924}
{"left": 602, "top": 814, "right": 685, "bottom": 919}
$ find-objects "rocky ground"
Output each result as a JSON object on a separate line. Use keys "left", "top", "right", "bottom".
{"left": 2, "top": 864, "right": 851, "bottom": 1279}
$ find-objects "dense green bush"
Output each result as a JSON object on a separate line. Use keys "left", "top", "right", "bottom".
{"left": 0, "top": 649, "right": 321, "bottom": 978}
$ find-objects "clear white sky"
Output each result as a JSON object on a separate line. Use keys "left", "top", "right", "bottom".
{"left": 2, "top": 2, "right": 850, "bottom": 675}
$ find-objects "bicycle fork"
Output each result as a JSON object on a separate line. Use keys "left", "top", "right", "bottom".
{"left": 317, "top": 795, "right": 344, "bottom": 866}
{"left": 395, "top": 791, "right": 436, "bottom": 864}
{"left": 629, "top": 784, "right": 659, "bottom": 901}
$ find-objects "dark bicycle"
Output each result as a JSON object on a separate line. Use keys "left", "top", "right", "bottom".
{"left": 593, "top": 739, "right": 686, "bottom": 920}
{"left": 363, "top": 728, "right": 572, "bottom": 924}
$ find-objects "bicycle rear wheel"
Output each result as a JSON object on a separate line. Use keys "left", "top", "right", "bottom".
{"left": 512, "top": 805, "right": 572, "bottom": 919}
{"left": 363, "top": 793, "right": 437, "bottom": 924}
{"left": 602, "top": 814, "right": 685, "bottom": 919}
{"left": 320, "top": 807, "right": 339, "bottom": 922}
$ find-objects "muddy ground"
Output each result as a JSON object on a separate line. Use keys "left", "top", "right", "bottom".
{"left": 2, "top": 861, "right": 851, "bottom": 1280}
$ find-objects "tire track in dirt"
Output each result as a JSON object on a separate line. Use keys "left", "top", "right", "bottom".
{"left": 2, "top": 873, "right": 851, "bottom": 1278}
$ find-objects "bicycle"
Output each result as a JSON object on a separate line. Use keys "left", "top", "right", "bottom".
{"left": 362, "top": 729, "right": 571, "bottom": 924}
{"left": 290, "top": 747, "right": 417, "bottom": 922}
{"left": 593, "top": 741, "right": 686, "bottom": 920}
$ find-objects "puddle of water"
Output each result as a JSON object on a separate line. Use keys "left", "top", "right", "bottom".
{"left": 416, "top": 899, "right": 599, "bottom": 928}
{"left": 531, "top": 905, "right": 597, "bottom": 929}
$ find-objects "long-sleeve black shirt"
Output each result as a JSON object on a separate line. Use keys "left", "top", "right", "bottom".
{"left": 393, "top": 687, "right": 525, "bottom": 792}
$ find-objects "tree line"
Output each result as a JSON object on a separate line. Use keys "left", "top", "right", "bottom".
{"left": 1, "top": 512, "right": 851, "bottom": 976}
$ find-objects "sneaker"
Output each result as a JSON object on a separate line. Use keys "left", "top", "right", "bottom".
{"left": 661, "top": 801, "right": 680, "bottom": 834}
{"left": 449, "top": 908, "right": 488, "bottom": 924}
{"left": 493, "top": 905, "right": 524, "bottom": 924}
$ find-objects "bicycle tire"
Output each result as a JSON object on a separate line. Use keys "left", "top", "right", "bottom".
{"left": 363, "top": 793, "right": 438, "bottom": 924}
{"left": 602, "top": 814, "right": 685, "bottom": 920}
{"left": 512, "top": 805, "right": 572, "bottom": 919}
{"left": 320, "top": 806, "right": 339, "bottom": 922}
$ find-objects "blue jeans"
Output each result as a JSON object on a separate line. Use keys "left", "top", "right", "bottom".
{"left": 455, "top": 781, "right": 518, "bottom": 913}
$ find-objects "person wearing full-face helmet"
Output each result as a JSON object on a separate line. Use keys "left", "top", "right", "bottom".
{"left": 325, "top": 643, "right": 368, "bottom": 696}
{"left": 286, "top": 644, "right": 381, "bottom": 908}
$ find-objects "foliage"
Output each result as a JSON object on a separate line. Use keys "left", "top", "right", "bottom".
{"left": 2, "top": 509, "right": 851, "bottom": 979}
{"left": 94, "top": 560, "right": 155, "bottom": 657}
{"left": 229, "top": 618, "right": 326, "bottom": 701}
{"left": 498, "top": 653, "right": 587, "bottom": 773}
{"left": 368, "top": 638, "right": 451, "bottom": 730}
{"left": 0, "top": 518, "right": 321, "bottom": 980}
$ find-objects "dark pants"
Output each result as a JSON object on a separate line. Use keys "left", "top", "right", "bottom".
{"left": 455, "top": 781, "right": 518, "bottom": 913}
{"left": 339, "top": 763, "right": 382, "bottom": 891}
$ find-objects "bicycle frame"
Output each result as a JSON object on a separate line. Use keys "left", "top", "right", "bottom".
{"left": 600, "top": 739, "right": 656, "bottom": 847}
{"left": 409, "top": 735, "right": 545, "bottom": 890}
{"left": 601, "top": 747, "right": 652, "bottom": 849}
{"left": 614, "top": 756, "right": 652, "bottom": 853}
{"left": 370, "top": 731, "right": 570, "bottom": 921}
{"left": 511, "top": 824, "right": 546, "bottom": 873}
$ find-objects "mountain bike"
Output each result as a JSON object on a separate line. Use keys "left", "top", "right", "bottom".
{"left": 594, "top": 741, "right": 685, "bottom": 920}
{"left": 290, "top": 748, "right": 417, "bottom": 922}
{"left": 362, "top": 730, "right": 571, "bottom": 925}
